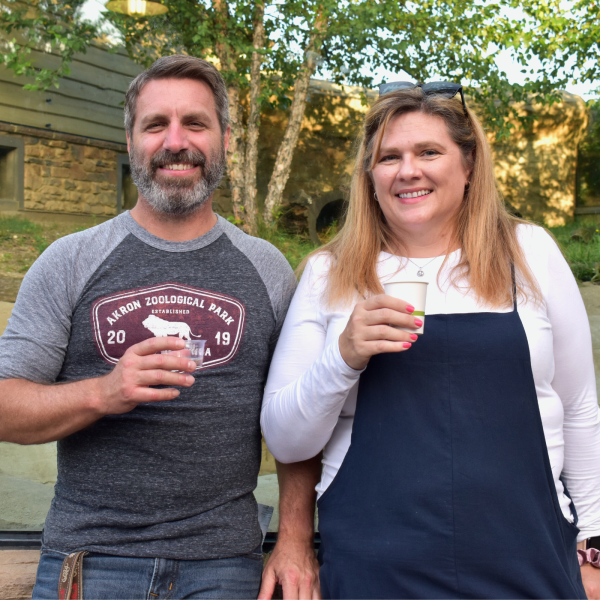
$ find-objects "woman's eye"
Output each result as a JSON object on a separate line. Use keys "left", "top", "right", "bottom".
{"left": 422, "top": 149, "right": 439, "bottom": 157}
{"left": 380, "top": 154, "right": 398, "bottom": 162}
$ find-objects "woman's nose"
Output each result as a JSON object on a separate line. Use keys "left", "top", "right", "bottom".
{"left": 397, "top": 155, "right": 420, "bottom": 180}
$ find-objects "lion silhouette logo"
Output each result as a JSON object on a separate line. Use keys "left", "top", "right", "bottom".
{"left": 142, "top": 315, "right": 201, "bottom": 340}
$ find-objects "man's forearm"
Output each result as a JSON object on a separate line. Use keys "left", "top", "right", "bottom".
{"left": 277, "top": 455, "right": 322, "bottom": 544}
{"left": 0, "top": 337, "right": 198, "bottom": 445}
{"left": 0, "top": 378, "right": 105, "bottom": 445}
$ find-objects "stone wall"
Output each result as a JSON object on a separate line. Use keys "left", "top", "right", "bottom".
{"left": 0, "top": 123, "right": 126, "bottom": 217}
{"left": 490, "top": 92, "right": 588, "bottom": 226}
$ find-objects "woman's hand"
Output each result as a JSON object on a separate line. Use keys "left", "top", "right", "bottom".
{"left": 339, "top": 294, "right": 421, "bottom": 370}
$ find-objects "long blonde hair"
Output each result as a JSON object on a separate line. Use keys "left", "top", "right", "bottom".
{"left": 303, "top": 87, "right": 541, "bottom": 308}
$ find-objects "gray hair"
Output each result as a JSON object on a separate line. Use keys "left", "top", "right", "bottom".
{"left": 124, "top": 55, "right": 229, "bottom": 138}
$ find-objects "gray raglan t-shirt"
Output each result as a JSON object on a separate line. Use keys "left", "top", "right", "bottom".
{"left": 0, "top": 212, "right": 296, "bottom": 559}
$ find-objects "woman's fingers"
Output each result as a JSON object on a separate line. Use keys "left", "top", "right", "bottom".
{"left": 361, "top": 307, "right": 421, "bottom": 330}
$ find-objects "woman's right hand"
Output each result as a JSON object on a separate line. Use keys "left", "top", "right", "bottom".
{"left": 338, "top": 294, "right": 421, "bottom": 370}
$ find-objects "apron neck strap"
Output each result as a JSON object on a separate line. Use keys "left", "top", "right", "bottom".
{"left": 511, "top": 263, "right": 517, "bottom": 312}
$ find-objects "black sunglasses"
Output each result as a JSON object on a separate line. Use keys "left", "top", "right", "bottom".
{"left": 378, "top": 81, "right": 468, "bottom": 115}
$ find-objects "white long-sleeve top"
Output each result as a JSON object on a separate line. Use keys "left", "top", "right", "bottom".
{"left": 262, "top": 224, "right": 600, "bottom": 541}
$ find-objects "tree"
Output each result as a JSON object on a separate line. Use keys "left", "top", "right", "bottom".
{"left": 515, "top": 0, "right": 600, "bottom": 92}
{"left": 0, "top": 0, "right": 578, "bottom": 232}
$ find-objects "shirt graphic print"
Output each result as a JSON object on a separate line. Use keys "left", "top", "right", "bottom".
{"left": 91, "top": 282, "right": 246, "bottom": 369}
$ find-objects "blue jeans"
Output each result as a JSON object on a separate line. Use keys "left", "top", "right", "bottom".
{"left": 32, "top": 547, "right": 263, "bottom": 599}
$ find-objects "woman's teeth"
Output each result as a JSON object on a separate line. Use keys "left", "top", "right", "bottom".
{"left": 163, "top": 164, "right": 194, "bottom": 170}
{"left": 397, "top": 190, "right": 432, "bottom": 199}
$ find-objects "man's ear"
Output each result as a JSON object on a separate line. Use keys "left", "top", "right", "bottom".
{"left": 126, "top": 132, "right": 131, "bottom": 154}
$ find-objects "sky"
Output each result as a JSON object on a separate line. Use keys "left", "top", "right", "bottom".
{"left": 81, "top": 0, "right": 598, "bottom": 99}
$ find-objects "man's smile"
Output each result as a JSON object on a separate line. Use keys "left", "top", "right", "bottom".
{"left": 160, "top": 163, "right": 197, "bottom": 171}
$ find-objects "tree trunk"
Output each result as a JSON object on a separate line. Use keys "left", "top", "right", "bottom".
{"left": 262, "top": 10, "right": 328, "bottom": 223}
{"left": 242, "top": 0, "right": 265, "bottom": 235}
{"left": 213, "top": 0, "right": 246, "bottom": 225}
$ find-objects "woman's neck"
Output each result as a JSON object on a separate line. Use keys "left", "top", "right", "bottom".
{"left": 390, "top": 228, "right": 458, "bottom": 259}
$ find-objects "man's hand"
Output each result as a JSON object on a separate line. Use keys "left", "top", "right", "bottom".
{"left": 0, "top": 336, "right": 197, "bottom": 444}
{"left": 260, "top": 536, "right": 320, "bottom": 600}
{"left": 581, "top": 564, "right": 600, "bottom": 599}
{"left": 258, "top": 456, "right": 322, "bottom": 600}
{"left": 97, "top": 336, "right": 197, "bottom": 415}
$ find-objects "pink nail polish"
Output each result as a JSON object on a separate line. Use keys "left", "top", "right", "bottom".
{"left": 406, "top": 305, "right": 415, "bottom": 313}
{"left": 414, "top": 318, "right": 423, "bottom": 327}
{"left": 403, "top": 342, "right": 412, "bottom": 348}
{"left": 410, "top": 334, "right": 418, "bottom": 341}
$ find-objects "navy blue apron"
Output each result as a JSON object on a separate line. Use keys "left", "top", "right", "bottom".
{"left": 317, "top": 295, "right": 586, "bottom": 599}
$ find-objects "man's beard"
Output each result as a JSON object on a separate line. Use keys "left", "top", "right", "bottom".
{"left": 129, "top": 145, "right": 226, "bottom": 217}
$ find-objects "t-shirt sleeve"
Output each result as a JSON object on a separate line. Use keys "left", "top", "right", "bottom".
{"left": 0, "top": 237, "right": 80, "bottom": 382}
{"left": 0, "top": 218, "right": 128, "bottom": 383}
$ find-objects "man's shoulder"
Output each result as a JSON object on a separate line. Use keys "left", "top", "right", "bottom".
{"left": 41, "top": 213, "right": 129, "bottom": 265}
{"left": 217, "top": 216, "right": 296, "bottom": 318}
{"left": 217, "top": 216, "right": 294, "bottom": 277}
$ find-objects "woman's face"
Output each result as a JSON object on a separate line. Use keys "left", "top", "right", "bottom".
{"left": 371, "top": 111, "right": 471, "bottom": 248}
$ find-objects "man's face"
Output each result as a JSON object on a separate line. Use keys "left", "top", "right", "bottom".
{"left": 127, "top": 78, "right": 230, "bottom": 217}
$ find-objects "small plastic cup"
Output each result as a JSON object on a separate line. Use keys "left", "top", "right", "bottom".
{"left": 383, "top": 281, "right": 428, "bottom": 334}
{"left": 161, "top": 339, "right": 206, "bottom": 370}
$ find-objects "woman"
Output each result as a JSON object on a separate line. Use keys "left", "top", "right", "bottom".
{"left": 261, "top": 83, "right": 600, "bottom": 599}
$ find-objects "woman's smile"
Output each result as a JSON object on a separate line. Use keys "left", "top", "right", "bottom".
{"left": 395, "top": 188, "right": 433, "bottom": 202}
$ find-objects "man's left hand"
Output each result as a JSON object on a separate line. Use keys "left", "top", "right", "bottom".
{"left": 581, "top": 564, "right": 600, "bottom": 599}
{"left": 259, "top": 537, "right": 320, "bottom": 600}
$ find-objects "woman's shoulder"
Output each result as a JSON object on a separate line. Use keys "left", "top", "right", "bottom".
{"left": 302, "top": 250, "right": 335, "bottom": 281}
{"left": 515, "top": 222, "right": 561, "bottom": 258}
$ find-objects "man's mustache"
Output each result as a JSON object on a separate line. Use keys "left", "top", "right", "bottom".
{"left": 149, "top": 150, "right": 208, "bottom": 172}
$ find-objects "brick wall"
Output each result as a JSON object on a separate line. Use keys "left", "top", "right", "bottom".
{"left": 0, "top": 124, "right": 127, "bottom": 217}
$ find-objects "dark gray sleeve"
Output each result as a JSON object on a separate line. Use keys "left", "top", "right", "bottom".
{"left": 0, "top": 218, "right": 129, "bottom": 382}
{"left": 219, "top": 217, "right": 297, "bottom": 349}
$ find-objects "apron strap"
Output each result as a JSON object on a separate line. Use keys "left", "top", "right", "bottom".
{"left": 58, "top": 551, "right": 87, "bottom": 600}
{"left": 511, "top": 263, "right": 517, "bottom": 312}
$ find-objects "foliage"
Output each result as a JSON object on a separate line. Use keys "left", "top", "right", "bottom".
{"left": 516, "top": 0, "right": 600, "bottom": 92}
{"left": 1, "top": 0, "right": 594, "bottom": 228}
{"left": 576, "top": 99, "right": 600, "bottom": 208}
{"left": 549, "top": 219, "right": 600, "bottom": 283}
{"left": 0, "top": 0, "right": 97, "bottom": 90}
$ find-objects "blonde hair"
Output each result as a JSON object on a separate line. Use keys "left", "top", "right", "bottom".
{"left": 302, "top": 87, "right": 541, "bottom": 309}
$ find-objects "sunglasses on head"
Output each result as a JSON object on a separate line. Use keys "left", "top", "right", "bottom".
{"left": 378, "top": 81, "right": 468, "bottom": 116}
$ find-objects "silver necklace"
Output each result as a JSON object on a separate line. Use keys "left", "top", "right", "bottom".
{"left": 407, "top": 257, "right": 438, "bottom": 277}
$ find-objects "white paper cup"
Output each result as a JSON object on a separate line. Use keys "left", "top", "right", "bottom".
{"left": 383, "top": 281, "right": 428, "bottom": 334}
{"left": 161, "top": 339, "right": 207, "bottom": 370}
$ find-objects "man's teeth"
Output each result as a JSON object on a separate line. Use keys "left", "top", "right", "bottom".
{"left": 163, "top": 164, "right": 195, "bottom": 171}
{"left": 397, "top": 189, "right": 432, "bottom": 199}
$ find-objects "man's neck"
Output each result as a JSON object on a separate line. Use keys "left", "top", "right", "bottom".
{"left": 129, "top": 197, "right": 218, "bottom": 242}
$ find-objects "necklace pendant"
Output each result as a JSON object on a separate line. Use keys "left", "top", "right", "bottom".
{"left": 417, "top": 269, "right": 424, "bottom": 277}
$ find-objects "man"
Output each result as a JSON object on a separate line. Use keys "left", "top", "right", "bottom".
{"left": 0, "top": 55, "right": 297, "bottom": 599}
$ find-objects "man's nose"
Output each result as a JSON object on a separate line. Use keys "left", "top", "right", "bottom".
{"left": 163, "top": 122, "right": 189, "bottom": 153}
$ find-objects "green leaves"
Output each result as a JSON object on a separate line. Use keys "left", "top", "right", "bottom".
{"left": 0, "top": 0, "right": 97, "bottom": 90}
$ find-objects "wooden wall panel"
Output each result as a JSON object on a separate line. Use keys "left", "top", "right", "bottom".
{"left": 0, "top": 42, "right": 141, "bottom": 143}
